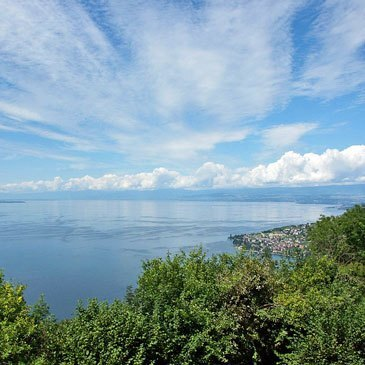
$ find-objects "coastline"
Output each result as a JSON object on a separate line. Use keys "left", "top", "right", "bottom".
{"left": 229, "top": 223, "right": 310, "bottom": 257}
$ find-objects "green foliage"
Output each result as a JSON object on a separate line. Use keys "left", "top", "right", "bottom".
{"left": 56, "top": 299, "right": 148, "bottom": 364}
{"left": 282, "top": 297, "right": 365, "bottom": 365}
{"left": 0, "top": 205, "right": 364, "bottom": 364}
{"left": 0, "top": 272, "right": 36, "bottom": 364}
{"left": 56, "top": 250, "right": 277, "bottom": 364}
{"left": 272, "top": 255, "right": 365, "bottom": 364}
{"left": 131, "top": 249, "right": 240, "bottom": 364}
{"left": 308, "top": 204, "right": 365, "bottom": 263}
{"left": 31, "top": 294, "right": 52, "bottom": 324}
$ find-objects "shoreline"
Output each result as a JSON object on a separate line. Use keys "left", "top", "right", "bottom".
{"left": 229, "top": 223, "right": 310, "bottom": 256}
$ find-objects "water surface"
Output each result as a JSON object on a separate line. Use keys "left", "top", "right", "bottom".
{"left": 0, "top": 200, "right": 339, "bottom": 318}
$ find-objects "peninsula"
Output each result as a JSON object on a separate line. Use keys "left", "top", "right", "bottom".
{"left": 229, "top": 223, "right": 310, "bottom": 256}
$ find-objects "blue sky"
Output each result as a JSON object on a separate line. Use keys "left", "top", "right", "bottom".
{"left": 0, "top": 0, "right": 364, "bottom": 191}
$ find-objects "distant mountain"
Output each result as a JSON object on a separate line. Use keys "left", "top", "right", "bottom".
{"left": 0, "top": 200, "right": 25, "bottom": 203}
{"left": 0, "top": 184, "right": 364, "bottom": 205}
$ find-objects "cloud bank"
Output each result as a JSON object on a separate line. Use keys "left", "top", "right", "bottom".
{"left": 1, "top": 146, "right": 364, "bottom": 192}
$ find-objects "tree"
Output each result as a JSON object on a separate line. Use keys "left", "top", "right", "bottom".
{"left": 0, "top": 272, "right": 36, "bottom": 364}
{"left": 308, "top": 205, "right": 365, "bottom": 264}
{"left": 271, "top": 255, "right": 365, "bottom": 364}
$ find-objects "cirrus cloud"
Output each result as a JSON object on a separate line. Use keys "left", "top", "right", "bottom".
{"left": 261, "top": 123, "right": 318, "bottom": 150}
{"left": 0, "top": 0, "right": 300, "bottom": 162}
{"left": 296, "top": 0, "right": 365, "bottom": 99}
{"left": 0, "top": 0, "right": 364, "bottom": 175}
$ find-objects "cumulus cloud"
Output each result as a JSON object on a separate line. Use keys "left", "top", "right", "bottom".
{"left": 1, "top": 177, "right": 64, "bottom": 192}
{"left": 1, "top": 145, "right": 364, "bottom": 192}
{"left": 244, "top": 145, "right": 365, "bottom": 185}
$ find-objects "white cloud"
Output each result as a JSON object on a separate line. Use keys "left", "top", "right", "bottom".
{"left": 0, "top": 138, "right": 86, "bottom": 163}
{"left": 1, "top": 145, "right": 364, "bottom": 192}
{"left": 63, "top": 168, "right": 188, "bottom": 191}
{"left": 296, "top": 0, "right": 365, "bottom": 99}
{"left": 0, "top": 1, "right": 364, "bottom": 168}
{"left": 113, "top": 128, "right": 250, "bottom": 161}
{"left": 261, "top": 123, "right": 318, "bottom": 149}
{"left": 109, "top": 0, "right": 299, "bottom": 120}
{"left": 0, "top": 101, "right": 43, "bottom": 122}
{"left": 244, "top": 145, "right": 365, "bottom": 185}
{"left": 0, "top": 0, "right": 301, "bottom": 161}
{"left": 1, "top": 177, "right": 64, "bottom": 192}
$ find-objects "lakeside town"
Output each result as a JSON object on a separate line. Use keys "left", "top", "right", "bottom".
{"left": 229, "top": 223, "right": 311, "bottom": 256}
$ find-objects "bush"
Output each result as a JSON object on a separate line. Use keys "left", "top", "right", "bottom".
{"left": 0, "top": 272, "right": 36, "bottom": 364}
{"left": 308, "top": 205, "right": 365, "bottom": 263}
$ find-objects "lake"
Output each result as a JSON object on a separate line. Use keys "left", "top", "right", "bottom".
{"left": 0, "top": 200, "right": 340, "bottom": 318}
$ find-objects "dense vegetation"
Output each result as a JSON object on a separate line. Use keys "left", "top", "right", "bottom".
{"left": 1, "top": 205, "right": 365, "bottom": 364}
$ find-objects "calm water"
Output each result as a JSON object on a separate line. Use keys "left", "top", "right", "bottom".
{"left": 0, "top": 200, "right": 340, "bottom": 318}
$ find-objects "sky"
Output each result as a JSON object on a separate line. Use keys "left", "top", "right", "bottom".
{"left": 0, "top": 0, "right": 364, "bottom": 192}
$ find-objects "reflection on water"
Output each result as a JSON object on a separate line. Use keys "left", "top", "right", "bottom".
{"left": 0, "top": 200, "right": 339, "bottom": 318}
